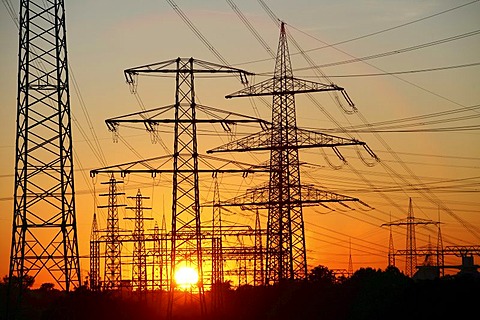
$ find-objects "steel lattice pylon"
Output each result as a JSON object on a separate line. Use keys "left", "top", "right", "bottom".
{"left": 125, "top": 190, "right": 152, "bottom": 292}
{"left": 95, "top": 57, "right": 255, "bottom": 318}
{"left": 207, "top": 22, "right": 373, "bottom": 284}
{"left": 211, "top": 176, "right": 224, "bottom": 310}
{"left": 253, "top": 209, "right": 264, "bottom": 286}
{"left": 98, "top": 176, "right": 125, "bottom": 290}
{"left": 267, "top": 21, "right": 305, "bottom": 283}
{"left": 8, "top": 0, "right": 80, "bottom": 295}
{"left": 89, "top": 213, "right": 101, "bottom": 291}
{"left": 405, "top": 198, "right": 417, "bottom": 277}
{"left": 382, "top": 198, "right": 439, "bottom": 277}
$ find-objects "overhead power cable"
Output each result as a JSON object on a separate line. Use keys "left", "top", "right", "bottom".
{"left": 324, "top": 124, "right": 480, "bottom": 133}
{"left": 291, "top": 0, "right": 480, "bottom": 55}
{"left": 293, "top": 29, "right": 480, "bottom": 71}
{"left": 165, "top": 0, "right": 272, "bottom": 120}
{"left": 291, "top": 62, "right": 480, "bottom": 79}
{"left": 226, "top": 0, "right": 275, "bottom": 59}
{"left": 236, "top": 0, "right": 480, "bottom": 67}
{"left": 320, "top": 104, "right": 480, "bottom": 133}
{"left": 165, "top": 0, "right": 229, "bottom": 67}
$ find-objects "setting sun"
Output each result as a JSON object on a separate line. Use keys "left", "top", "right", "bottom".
{"left": 174, "top": 266, "right": 198, "bottom": 290}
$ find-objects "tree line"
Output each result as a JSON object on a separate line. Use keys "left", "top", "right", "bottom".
{"left": 1, "top": 265, "right": 478, "bottom": 320}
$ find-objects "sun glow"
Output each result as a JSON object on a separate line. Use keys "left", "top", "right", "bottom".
{"left": 174, "top": 266, "right": 198, "bottom": 290}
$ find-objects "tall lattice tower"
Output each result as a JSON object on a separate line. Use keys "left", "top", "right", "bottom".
{"left": 388, "top": 224, "right": 396, "bottom": 267}
{"left": 405, "top": 198, "right": 417, "bottom": 276}
{"left": 211, "top": 176, "right": 224, "bottom": 310}
{"left": 208, "top": 22, "right": 371, "bottom": 284}
{"left": 436, "top": 217, "right": 444, "bottom": 277}
{"left": 89, "top": 213, "right": 101, "bottom": 291}
{"left": 125, "top": 189, "right": 152, "bottom": 292}
{"left": 151, "top": 221, "right": 161, "bottom": 290}
{"left": 347, "top": 239, "right": 353, "bottom": 276}
{"left": 253, "top": 209, "right": 264, "bottom": 286}
{"left": 9, "top": 0, "right": 80, "bottom": 294}
{"left": 88, "top": 57, "right": 255, "bottom": 318}
{"left": 382, "top": 198, "right": 439, "bottom": 277}
{"left": 98, "top": 176, "right": 125, "bottom": 290}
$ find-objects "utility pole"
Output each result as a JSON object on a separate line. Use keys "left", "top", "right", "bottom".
{"left": 8, "top": 0, "right": 81, "bottom": 306}
{"left": 208, "top": 22, "right": 375, "bottom": 285}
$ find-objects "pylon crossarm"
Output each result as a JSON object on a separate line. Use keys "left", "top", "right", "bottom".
{"left": 105, "top": 103, "right": 269, "bottom": 134}
{"left": 124, "top": 57, "right": 254, "bottom": 88}
{"left": 207, "top": 127, "right": 368, "bottom": 154}
{"left": 226, "top": 77, "right": 344, "bottom": 99}
{"left": 381, "top": 218, "right": 440, "bottom": 227}
{"left": 90, "top": 154, "right": 269, "bottom": 177}
{"left": 218, "top": 185, "right": 270, "bottom": 208}
{"left": 106, "top": 105, "right": 174, "bottom": 123}
{"left": 207, "top": 130, "right": 273, "bottom": 153}
{"left": 210, "top": 184, "right": 358, "bottom": 209}
{"left": 296, "top": 128, "right": 365, "bottom": 148}
{"left": 301, "top": 185, "right": 359, "bottom": 204}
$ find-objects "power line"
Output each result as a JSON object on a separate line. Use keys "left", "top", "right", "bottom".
{"left": 234, "top": 0, "right": 480, "bottom": 67}
{"left": 290, "top": 0, "right": 480, "bottom": 55}
{"left": 293, "top": 29, "right": 480, "bottom": 71}
{"left": 322, "top": 104, "right": 480, "bottom": 132}
{"left": 292, "top": 62, "right": 480, "bottom": 78}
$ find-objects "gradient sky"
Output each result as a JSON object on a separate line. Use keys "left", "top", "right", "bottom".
{"left": 1, "top": 0, "right": 479, "bottom": 286}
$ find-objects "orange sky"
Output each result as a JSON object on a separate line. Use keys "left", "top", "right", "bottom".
{"left": 0, "top": 0, "right": 479, "bottom": 287}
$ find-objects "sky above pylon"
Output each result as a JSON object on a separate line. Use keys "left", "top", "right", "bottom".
{"left": 0, "top": 0, "right": 479, "bottom": 286}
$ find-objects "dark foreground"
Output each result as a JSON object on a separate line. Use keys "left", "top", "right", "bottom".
{"left": 1, "top": 266, "right": 479, "bottom": 320}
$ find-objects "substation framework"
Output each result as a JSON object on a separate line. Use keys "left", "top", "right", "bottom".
{"left": 89, "top": 181, "right": 267, "bottom": 293}
{"left": 384, "top": 198, "right": 480, "bottom": 276}
{"left": 393, "top": 245, "right": 480, "bottom": 276}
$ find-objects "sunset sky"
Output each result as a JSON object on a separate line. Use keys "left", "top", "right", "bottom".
{"left": 0, "top": 0, "right": 479, "bottom": 286}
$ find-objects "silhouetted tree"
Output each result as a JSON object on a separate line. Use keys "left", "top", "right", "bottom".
{"left": 39, "top": 282, "right": 55, "bottom": 291}
{"left": 307, "top": 265, "right": 336, "bottom": 285}
{"left": 2, "top": 274, "right": 35, "bottom": 290}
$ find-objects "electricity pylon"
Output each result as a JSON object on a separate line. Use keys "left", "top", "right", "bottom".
{"left": 382, "top": 198, "right": 439, "bottom": 277}
{"left": 125, "top": 189, "right": 153, "bottom": 293}
{"left": 8, "top": 0, "right": 80, "bottom": 298}
{"left": 211, "top": 176, "right": 224, "bottom": 311}
{"left": 89, "top": 213, "right": 101, "bottom": 291}
{"left": 208, "top": 22, "right": 375, "bottom": 285}
{"left": 90, "top": 57, "right": 265, "bottom": 318}
{"left": 98, "top": 176, "right": 126, "bottom": 290}
{"left": 254, "top": 209, "right": 264, "bottom": 286}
